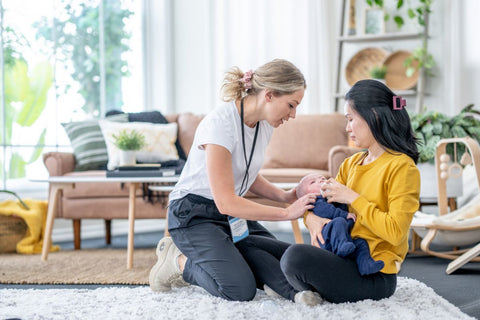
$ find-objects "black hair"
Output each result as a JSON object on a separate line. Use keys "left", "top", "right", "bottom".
{"left": 345, "top": 79, "right": 420, "bottom": 163}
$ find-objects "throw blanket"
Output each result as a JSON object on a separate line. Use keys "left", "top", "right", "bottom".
{"left": 0, "top": 199, "right": 60, "bottom": 254}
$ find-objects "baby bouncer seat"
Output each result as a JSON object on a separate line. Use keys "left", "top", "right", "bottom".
{"left": 410, "top": 137, "right": 480, "bottom": 274}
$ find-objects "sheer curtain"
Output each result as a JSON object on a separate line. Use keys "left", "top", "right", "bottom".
{"left": 144, "top": 0, "right": 339, "bottom": 115}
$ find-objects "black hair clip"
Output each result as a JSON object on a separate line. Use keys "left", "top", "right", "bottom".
{"left": 393, "top": 95, "right": 406, "bottom": 110}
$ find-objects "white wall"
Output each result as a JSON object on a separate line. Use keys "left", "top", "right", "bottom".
{"left": 146, "top": 0, "right": 338, "bottom": 115}
{"left": 147, "top": 0, "right": 480, "bottom": 116}
{"left": 459, "top": 0, "right": 480, "bottom": 112}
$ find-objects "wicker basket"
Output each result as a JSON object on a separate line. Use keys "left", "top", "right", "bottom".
{"left": 383, "top": 50, "right": 419, "bottom": 90}
{"left": 345, "top": 47, "right": 388, "bottom": 86}
{"left": 0, "top": 215, "right": 27, "bottom": 253}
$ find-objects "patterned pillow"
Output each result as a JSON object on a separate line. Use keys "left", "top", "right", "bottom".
{"left": 62, "top": 114, "right": 128, "bottom": 171}
{"left": 98, "top": 120, "right": 179, "bottom": 170}
{"left": 107, "top": 110, "right": 187, "bottom": 160}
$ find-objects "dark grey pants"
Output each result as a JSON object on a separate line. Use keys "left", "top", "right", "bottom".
{"left": 168, "top": 194, "right": 297, "bottom": 301}
{"left": 280, "top": 243, "right": 397, "bottom": 303}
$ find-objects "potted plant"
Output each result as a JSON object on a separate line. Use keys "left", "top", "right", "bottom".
{"left": 409, "top": 104, "right": 480, "bottom": 164}
{"left": 409, "top": 104, "right": 480, "bottom": 198}
{"left": 369, "top": 65, "right": 387, "bottom": 83}
{"left": 112, "top": 129, "right": 146, "bottom": 166}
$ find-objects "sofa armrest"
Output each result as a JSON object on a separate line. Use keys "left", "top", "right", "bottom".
{"left": 328, "top": 145, "right": 362, "bottom": 178}
{"left": 43, "top": 152, "right": 76, "bottom": 176}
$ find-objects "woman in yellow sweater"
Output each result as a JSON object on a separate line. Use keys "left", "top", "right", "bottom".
{"left": 280, "top": 79, "right": 421, "bottom": 303}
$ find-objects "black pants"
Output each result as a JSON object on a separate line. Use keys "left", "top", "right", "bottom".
{"left": 168, "top": 194, "right": 297, "bottom": 301}
{"left": 280, "top": 244, "right": 397, "bottom": 303}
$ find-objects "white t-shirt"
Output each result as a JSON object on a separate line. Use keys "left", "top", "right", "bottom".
{"left": 169, "top": 101, "right": 273, "bottom": 201}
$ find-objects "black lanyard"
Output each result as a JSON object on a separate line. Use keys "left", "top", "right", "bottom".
{"left": 239, "top": 98, "right": 259, "bottom": 195}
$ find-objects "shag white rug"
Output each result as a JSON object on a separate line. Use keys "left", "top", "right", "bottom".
{"left": 0, "top": 277, "right": 473, "bottom": 320}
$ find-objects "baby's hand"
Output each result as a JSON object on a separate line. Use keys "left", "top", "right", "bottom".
{"left": 347, "top": 212, "right": 356, "bottom": 222}
{"left": 320, "top": 181, "right": 331, "bottom": 197}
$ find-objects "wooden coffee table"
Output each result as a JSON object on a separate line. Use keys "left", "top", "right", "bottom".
{"left": 32, "top": 175, "right": 179, "bottom": 269}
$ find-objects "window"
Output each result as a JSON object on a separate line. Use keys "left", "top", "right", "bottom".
{"left": 0, "top": 0, "right": 143, "bottom": 197}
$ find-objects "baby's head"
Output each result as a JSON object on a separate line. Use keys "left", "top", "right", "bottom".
{"left": 297, "top": 173, "right": 327, "bottom": 198}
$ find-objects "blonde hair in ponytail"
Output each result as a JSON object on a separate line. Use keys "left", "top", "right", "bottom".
{"left": 220, "top": 59, "right": 306, "bottom": 102}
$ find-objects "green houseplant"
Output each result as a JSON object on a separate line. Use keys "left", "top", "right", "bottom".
{"left": 112, "top": 129, "right": 146, "bottom": 166}
{"left": 112, "top": 129, "right": 146, "bottom": 151}
{"left": 409, "top": 104, "right": 480, "bottom": 163}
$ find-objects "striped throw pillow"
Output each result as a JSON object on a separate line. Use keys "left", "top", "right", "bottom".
{"left": 62, "top": 114, "right": 128, "bottom": 171}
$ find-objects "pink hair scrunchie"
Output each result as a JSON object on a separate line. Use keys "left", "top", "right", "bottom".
{"left": 242, "top": 70, "right": 254, "bottom": 90}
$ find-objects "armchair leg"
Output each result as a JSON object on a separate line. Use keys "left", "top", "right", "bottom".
{"left": 105, "top": 219, "right": 112, "bottom": 245}
{"left": 73, "top": 219, "right": 81, "bottom": 250}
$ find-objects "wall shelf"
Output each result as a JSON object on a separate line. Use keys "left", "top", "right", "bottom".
{"left": 333, "top": 0, "right": 429, "bottom": 112}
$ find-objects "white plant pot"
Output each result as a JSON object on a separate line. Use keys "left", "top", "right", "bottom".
{"left": 119, "top": 150, "right": 136, "bottom": 166}
{"left": 417, "top": 162, "right": 463, "bottom": 199}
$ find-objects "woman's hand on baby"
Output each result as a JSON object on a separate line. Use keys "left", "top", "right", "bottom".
{"left": 321, "top": 178, "right": 359, "bottom": 205}
{"left": 305, "top": 213, "right": 330, "bottom": 247}
{"left": 285, "top": 192, "right": 319, "bottom": 220}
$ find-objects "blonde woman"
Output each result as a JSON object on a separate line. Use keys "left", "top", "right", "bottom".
{"left": 149, "top": 59, "right": 322, "bottom": 305}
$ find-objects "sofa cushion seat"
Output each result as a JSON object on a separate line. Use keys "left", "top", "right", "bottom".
{"left": 259, "top": 168, "right": 329, "bottom": 183}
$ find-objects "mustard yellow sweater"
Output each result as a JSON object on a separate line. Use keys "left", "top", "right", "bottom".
{"left": 337, "top": 151, "right": 420, "bottom": 274}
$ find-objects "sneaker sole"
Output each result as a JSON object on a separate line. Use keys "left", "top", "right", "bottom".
{"left": 149, "top": 237, "right": 175, "bottom": 292}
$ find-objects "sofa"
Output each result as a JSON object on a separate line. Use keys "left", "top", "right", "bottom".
{"left": 43, "top": 112, "right": 358, "bottom": 249}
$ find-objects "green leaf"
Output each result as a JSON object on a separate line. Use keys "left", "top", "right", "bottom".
{"left": 407, "top": 8, "right": 416, "bottom": 19}
{"left": 16, "top": 61, "right": 53, "bottom": 127}
{"left": 28, "top": 129, "right": 46, "bottom": 163}
{"left": 431, "top": 122, "right": 443, "bottom": 135}
{"left": 397, "top": 0, "right": 404, "bottom": 9}
{"left": 8, "top": 153, "right": 26, "bottom": 179}
{"left": 4, "top": 59, "right": 29, "bottom": 102}
{"left": 393, "top": 16, "right": 404, "bottom": 29}
{"left": 451, "top": 126, "right": 468, "bottom": 138}
{"left": 406, "top": 67, "right": 415, "bottom": 77}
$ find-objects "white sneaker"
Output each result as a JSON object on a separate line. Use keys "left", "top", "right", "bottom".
{"left": 149, "top": 237, "right": 189, "bottom": 292}
{"left": 294, "top": 290, "right": 323, "bottom": 306}
{"left": 263, "top": 284, "right": 283, "bottom": 298}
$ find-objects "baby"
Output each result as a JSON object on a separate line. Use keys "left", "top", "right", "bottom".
{"left": 297, "top": 173, "right": 384, "bottom": 275}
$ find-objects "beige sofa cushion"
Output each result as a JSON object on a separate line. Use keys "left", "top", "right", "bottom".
{"left": 259, "top": 168, "right": 329, "bottom": 183}
{"left": 263, "top": 113, "right": 347, "bottom": 170}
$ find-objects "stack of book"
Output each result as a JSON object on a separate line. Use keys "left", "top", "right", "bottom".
{"left": 106, "top": 164, "right": 181, "bottom": 178}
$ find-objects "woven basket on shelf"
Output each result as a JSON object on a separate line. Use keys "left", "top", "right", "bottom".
{"left": 0, "top": 214, "right": 27, "bottom": 253}
{"left": 383, "top": 50, "right": 419, "bottom": 90}
{"left": 345, "top": 47, "right": 388, "bottom": 86}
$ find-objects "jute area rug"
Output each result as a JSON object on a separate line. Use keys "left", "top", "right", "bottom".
{"left": 0, "top": 248, "right": 155, "bottom": 284}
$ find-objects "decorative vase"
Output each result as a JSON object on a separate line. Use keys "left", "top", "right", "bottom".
{"left": 417, "top": 163, "right": 463, "bottom": 199}
{"left": 119, "top": 150, "right": 136, "bottom": 167}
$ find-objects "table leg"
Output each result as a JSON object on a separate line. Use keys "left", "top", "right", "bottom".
{"left": 291, "top": 219, "right": 304, "bottom": 244}
{"left": 127, "top": 182, "right": 139, "bottom": 269}
{"left": 42, "top": 183, "right": 62, "bottom": 261}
